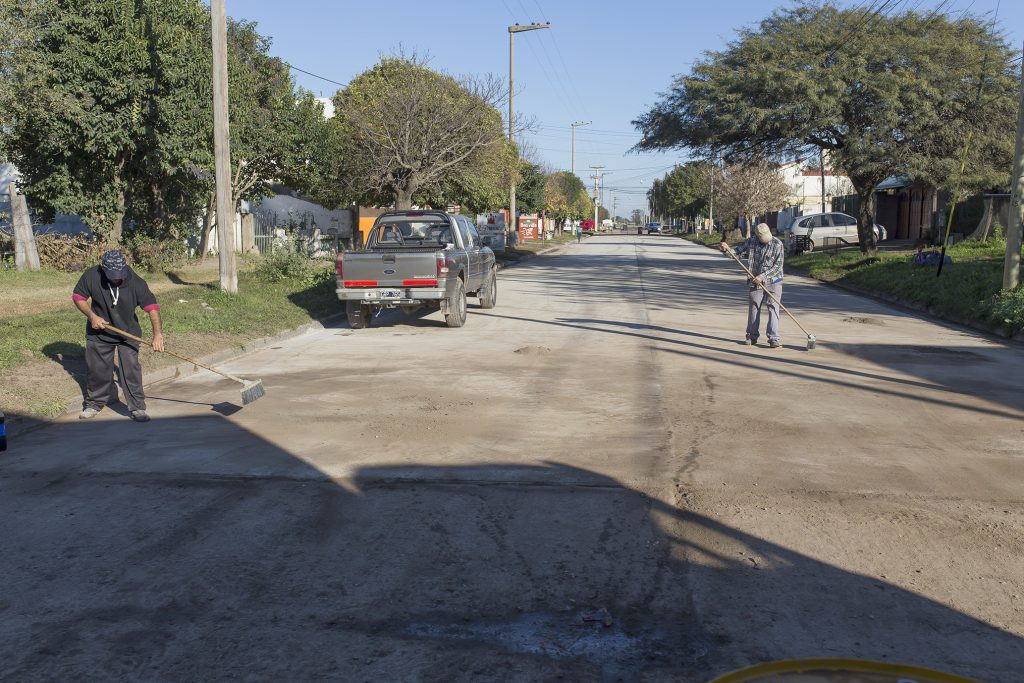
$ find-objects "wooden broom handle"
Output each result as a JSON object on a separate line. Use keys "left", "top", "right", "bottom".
{"left": 102, "top": 324, "right": 247, "bottom": 385}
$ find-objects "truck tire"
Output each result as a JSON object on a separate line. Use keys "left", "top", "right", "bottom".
{"left": 479, "top": 267, "right": 497, "bottom": 309}
{"left": 445, "top": 278, "right": 467, "bottom": 328}
{"left": 346, "top": 301, "right": 372, "bottom": 329}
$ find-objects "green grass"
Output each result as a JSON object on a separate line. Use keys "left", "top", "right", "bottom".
{"left": 681, "top": 231, "right": 733, "bottom": 248}
{"left": 787, "top": 239, "right": 1023, "bottom": 335}
{"left": 0, "top": 267, "right": 337, "bottom": 372}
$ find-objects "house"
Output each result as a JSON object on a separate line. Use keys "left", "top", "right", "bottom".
{"left": 772, "top": 157, "right": 855, "bottom": 231}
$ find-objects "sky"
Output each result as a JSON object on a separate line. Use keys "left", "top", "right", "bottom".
{"left": 233, "top": 0, "right": 1023, "bottom": 218}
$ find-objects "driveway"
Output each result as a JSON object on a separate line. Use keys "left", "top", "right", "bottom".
{"left": 2, "top": 235, "right": 1021, "bottom": 681}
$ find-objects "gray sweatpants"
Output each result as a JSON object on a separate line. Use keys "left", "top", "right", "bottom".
{"left": 84, "top": 337, "right": 146, "bottom": 412}
{"left": 746, "top": 281, "right": 782, "bottom": 342}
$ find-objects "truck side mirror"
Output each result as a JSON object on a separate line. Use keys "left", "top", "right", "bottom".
{"left": 482, "top": 236, "right": 493, "bottom": 247}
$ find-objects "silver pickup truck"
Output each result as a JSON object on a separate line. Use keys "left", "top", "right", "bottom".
{"left": 335, "top": 210, "right": 498, "bottom": 329}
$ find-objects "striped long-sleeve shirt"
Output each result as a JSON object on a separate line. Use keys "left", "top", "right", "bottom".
{"left": 734, "top": 236, "right": 785, "bottom": 284}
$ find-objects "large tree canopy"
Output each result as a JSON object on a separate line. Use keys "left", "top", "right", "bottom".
{"left": 634, "top": 3, "right": 1019, "bottom": 253}
{"left": 1, "top": 0, "right": 335, "bottom": 245}
{"left": 332, "top": 56, "right": 515, "bottom": 210}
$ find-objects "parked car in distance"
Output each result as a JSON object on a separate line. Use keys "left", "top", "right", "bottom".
{"left": 785, "top": 212, "right": 887, "bottom": 252}
{"left": 645, "top": 222, "right": 662, "bottom": 235}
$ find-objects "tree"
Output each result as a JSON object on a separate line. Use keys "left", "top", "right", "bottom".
{"left": 3, "top": 0, "right": 163, "bottom": 242}
{"left": 634, "top": 4, "right": 1019, "bottom": 254}
{"left": 3, "top": 1, "right": 337, "bottom": 249}
{"left": 543, "top": 171, "right": 590, "bottom": 233}
{"left": 664, "top": 161, "right": 711, "bottom": 217}
{"left": 197, "top": 22, "right": 337, "bottom": 254}
{"left": 631, "top": 208, "right": 644, "bottom": 225}
{"left": 332, "top": 56, "right": 514, "bottom": 210}
{"left": 515, "top": 161, "right": 546, "bottom": 215}
{"left": 706, "top": 161, "right": 790, "bottom": 241}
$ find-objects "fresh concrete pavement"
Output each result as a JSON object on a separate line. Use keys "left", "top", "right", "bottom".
{"left": 2, "top": 235, "right": 1022, "bottom": 681}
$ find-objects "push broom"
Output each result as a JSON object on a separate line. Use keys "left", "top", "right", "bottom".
{"left": 722, "top": 246, "right": 817, "bottom": 351}
{"left": 103, "top": 325, "right": 266, "bottom": 404}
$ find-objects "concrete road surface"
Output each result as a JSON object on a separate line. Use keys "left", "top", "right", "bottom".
{"left": 2, "top": 235, "right": 1022, "bottom": 682}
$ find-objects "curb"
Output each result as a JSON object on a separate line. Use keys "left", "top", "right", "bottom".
{"left": 679, "top": 236, "right": 1024, "bottom": 344}
{"left": 6, "top": 312, "right": 345, "bottom": 439}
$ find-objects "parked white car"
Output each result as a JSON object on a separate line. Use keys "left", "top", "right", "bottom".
{"left": 785, "top": 212, "right": 886, "bottom": 251}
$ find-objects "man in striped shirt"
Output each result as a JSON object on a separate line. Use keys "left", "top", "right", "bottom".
{"left": 720, "top": 223, "right": 785, "bottom": 348}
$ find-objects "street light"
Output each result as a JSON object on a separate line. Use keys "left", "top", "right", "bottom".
{"left": 570, "top": 120, "right": 590, "bottom": 176}
{"left": 508, "top": 22, "right": 550, "bottom": 244}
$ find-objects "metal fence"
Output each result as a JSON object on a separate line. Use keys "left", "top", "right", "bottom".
{"left": 253, "top": 211, "right": 342, "bottom": 257}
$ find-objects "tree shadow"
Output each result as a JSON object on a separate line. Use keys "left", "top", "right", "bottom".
{"left": 162, "top": 271, "right": 218, "bottom": 289}
{"left": 41, "top": 341, "right": 88, "bottom": 393}
{"left": 0, "top": 413, "right": 1020, "bottom": 681}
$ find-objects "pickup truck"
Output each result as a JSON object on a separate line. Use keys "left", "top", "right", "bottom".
{"left": 335, "top": 210, "right": 498, "bottom": 329}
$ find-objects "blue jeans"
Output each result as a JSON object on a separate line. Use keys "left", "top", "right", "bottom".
{"left": 746, "top": 281, "right": 782, "bottom": 342}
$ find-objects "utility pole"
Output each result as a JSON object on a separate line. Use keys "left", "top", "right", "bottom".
{"left": 508, "top": 22, "right": 550, "bottom": 245}
{"left": 819, "top": 147, "right": 827, "bottom": 214}
{"left": 1004, "top": 41, "right": 1024, "bottom": 291}
{"left": 590, "top": 165, "right": 604, "bottom": 233}
{"left": 708, "top": 153, "right": 715, "bottom": 232}
{"left": 570, "top": 120, "right": 590, "bottom": 176}
{"left": 211, "top": 0, "right": 237, "bottom": 294}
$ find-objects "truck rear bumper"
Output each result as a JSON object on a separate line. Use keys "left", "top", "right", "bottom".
{"left": 336, "top": 288, "right": 447, "bottom": 304}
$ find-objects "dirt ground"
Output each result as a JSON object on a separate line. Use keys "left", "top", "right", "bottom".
{"left": 1, "top": 235, "right": 1021, "bottom": 682}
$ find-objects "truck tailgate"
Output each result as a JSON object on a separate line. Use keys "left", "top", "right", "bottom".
{"left": 341, "top": 250, "right": 439, "bottom": 287}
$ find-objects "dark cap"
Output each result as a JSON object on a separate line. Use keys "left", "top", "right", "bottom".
{"left": 100, "top": 249, "right": 129, "bottom": 280}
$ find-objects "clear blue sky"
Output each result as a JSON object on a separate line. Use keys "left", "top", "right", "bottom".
{"left": 232, "top": 0, "right": 1022, "bottom": 217}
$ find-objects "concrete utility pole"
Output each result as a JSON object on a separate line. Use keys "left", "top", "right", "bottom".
{"left": 508, "top": 22, "right": 550, "bottom": 244}
{"left": 590, "top": 165, "right": 604, "bottom": 232}
{"left": 819, "top": 147, "right": 827, "bottom": 214}
{"left": 211, "top": 0, "right": 237, "bottom": 294}
{"left": 1004, "top": 41, "right": 1024, "bottom": 291}
{"left": 570, "top": 120, "right": 590, "bottom": 176}
{"left": 11, "top": 185, "right": 40, "bottom": 272}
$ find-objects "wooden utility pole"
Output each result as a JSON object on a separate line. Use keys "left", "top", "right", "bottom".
{"left": 1004, "top": 42, "right": 1024, "bottom": 291}
{"left": 11, "top": 185, "right": 40, "bottom": 272}
{"left": 211, "top": 0, "right": 237, "bottom": 294}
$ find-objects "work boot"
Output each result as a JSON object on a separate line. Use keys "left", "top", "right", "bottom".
{"left": 130, "top": 410, "right": 150, "bottom": 423}
{"left": 79, "top": 407, "right": 100, "bottom": 420}
{"left": 744, "top": 338, "right": 756, "bottom": 346}
{"left": 768, "top": 339, "right": 781, "bottom": 348}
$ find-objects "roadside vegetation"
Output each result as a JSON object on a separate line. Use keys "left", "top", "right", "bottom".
{"left": 787, "top": 239, "right": 1024, "bottom": 336}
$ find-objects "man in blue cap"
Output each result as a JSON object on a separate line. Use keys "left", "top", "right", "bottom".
{"left": 72, "top": 249, "right": 164, "bottom": 422}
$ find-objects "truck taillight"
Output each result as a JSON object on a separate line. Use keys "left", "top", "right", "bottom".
{"left": 335, "top": 257, "right": 343, "bottom": 278}
{"left": 436, "top": 254, "right": 448, "bottom": 276}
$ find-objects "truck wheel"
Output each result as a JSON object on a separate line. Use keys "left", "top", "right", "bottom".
{"left": 346, "top": 301, "right": 372, "bottom": 329}
{"left": 479, "top": 268, "right": 497, "bottom": 309}
{"left": 445, "top": 279, "right": 467, "bottom": 328}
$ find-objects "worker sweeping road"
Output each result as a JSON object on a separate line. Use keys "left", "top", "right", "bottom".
{"left": 720, "top": 223, "right": 785, "bottom": 348}
{"left": 72, "top": 249, "right": 164, "bottom": 422}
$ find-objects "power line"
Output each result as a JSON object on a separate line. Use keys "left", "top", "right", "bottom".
{"left": 283, "top": 61, "right": 347, "bottom": 88}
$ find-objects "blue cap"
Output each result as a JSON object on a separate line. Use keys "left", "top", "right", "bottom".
{"left": 100, "top": 250, "right": 128, "bottom": 280}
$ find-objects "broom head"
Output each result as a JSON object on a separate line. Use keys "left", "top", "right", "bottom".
{"left": 240, "top": 379, "right": 265, "bottom": 405}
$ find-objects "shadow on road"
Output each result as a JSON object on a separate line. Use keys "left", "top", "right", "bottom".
{"left": 1, "top": 413, "right": 1020, "bottom": 681}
